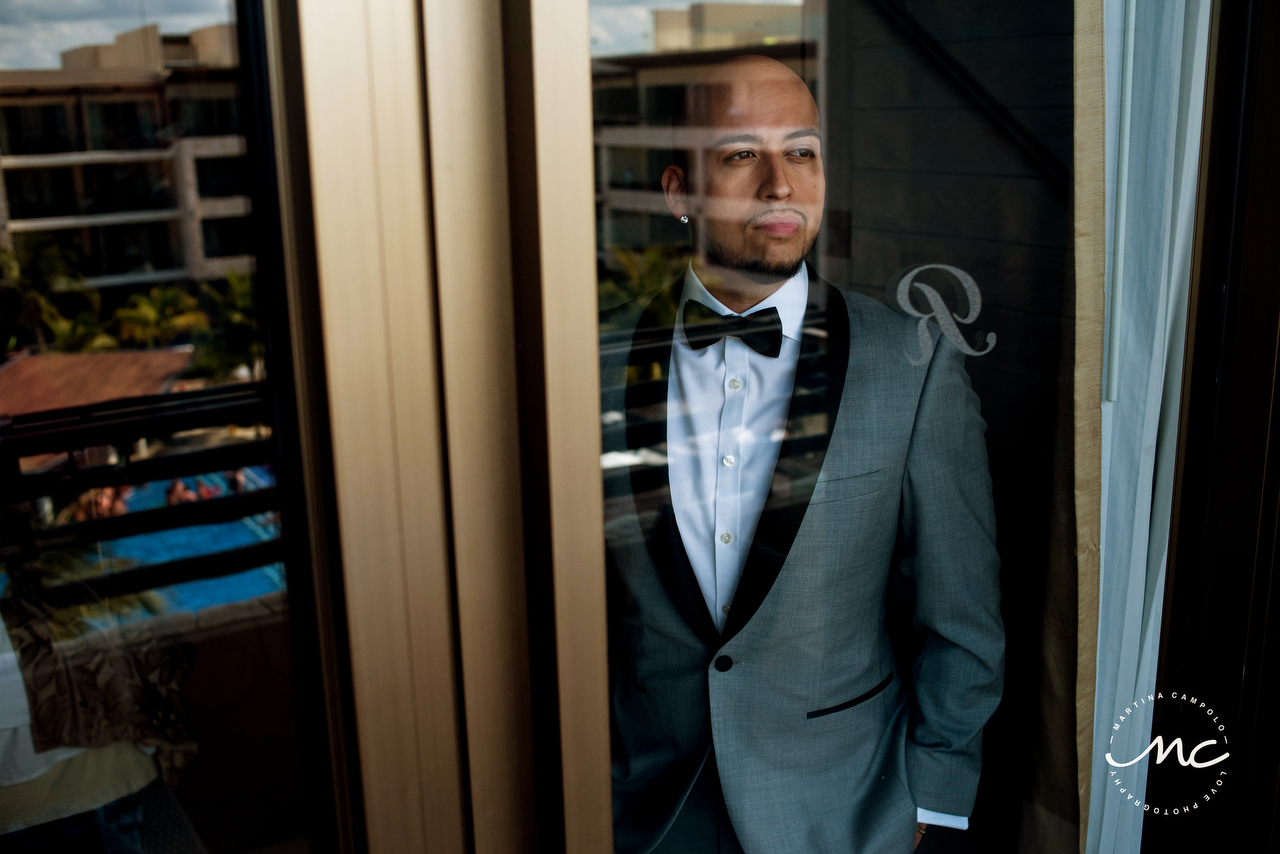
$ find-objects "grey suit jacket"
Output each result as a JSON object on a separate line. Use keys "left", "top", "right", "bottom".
{"left": 601, "top": 270, "right": 1004, "bottom": 854}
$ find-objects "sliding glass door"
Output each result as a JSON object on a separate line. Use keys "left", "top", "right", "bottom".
{"left": 0, "top": 1, "right": 355, "bottom": 851}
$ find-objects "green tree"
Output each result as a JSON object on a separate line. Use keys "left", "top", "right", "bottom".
{"left": 191, "top": 271, "right": 265, "bottom": 381}
{"left": 0, "top": 243, "right": 92, "bottom": 353}
{"left": 40, "top": 288, "right": 119, "bottom": 353}
{"left": 114, "top": 286, "right": 210, "bottom": 348}
{"left": 598, "top": 244, "right": 688, "bottom": 324}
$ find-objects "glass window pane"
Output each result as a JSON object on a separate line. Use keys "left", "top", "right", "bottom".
{"left": 592, "top": 2, "right": 1074, "bottom": 850}
{"left": 0, "top": 6, "right": 327, "bottom": 852}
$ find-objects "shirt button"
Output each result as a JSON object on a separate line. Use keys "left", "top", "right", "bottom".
{"left": 729, "top": 377, "right": 742, "bottom": 390}
{"left": 721, "top": 604, "right": 731, "bottom": 614}
{"left": 720, "top": 532, "right": 733, "bottom": 544}
{"left": 722, "top": 454, "right": 735, "bottom": 467}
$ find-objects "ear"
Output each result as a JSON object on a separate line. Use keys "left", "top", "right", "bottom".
{"left": 661, "top": 164, "right": 689, "bottom": 222}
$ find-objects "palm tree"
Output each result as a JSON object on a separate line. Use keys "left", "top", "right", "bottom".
{"left": 0, "top": 244, "right": 93, "bottom": 353}
{"left": 114, "top": 286, "right": 210, "bottom": 348}
{"left": 599, "top": 244, "right": 689, "bottom": 323}
{"left": 192, "top": 271, "right": 266, "bottom": 381}
{"left": 40, "top": 288, "right": 119, "bottom": 352}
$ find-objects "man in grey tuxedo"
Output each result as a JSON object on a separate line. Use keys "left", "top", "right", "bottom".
{"left": 600, "top": 56, "right": 1003, "bottom": 854}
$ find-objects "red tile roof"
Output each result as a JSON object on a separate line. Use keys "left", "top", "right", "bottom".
{"left": 0, "top": 348, "right": 194, "bottom": 418}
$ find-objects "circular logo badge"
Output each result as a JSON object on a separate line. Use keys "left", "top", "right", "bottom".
{"left": 1105, "top": 691, "right": 1229, "bottom": 817}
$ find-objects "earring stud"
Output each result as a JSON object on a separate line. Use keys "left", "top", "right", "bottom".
{"left": 680, "top": 215, "right": 689, "bottom": 223}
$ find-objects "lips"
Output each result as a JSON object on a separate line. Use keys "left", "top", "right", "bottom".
{"left": 753, "top": 211, "right": 804, "bottom": 237}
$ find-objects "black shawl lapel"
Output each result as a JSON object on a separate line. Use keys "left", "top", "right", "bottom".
{"left": 720, "top": 275, "right": 850, "bottom": 644}
{"left": 623, "top": 287, "right": 722, "bottom": 651}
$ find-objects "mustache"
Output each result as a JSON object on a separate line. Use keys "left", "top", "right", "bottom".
{"left": 745, "top": 207, "right": 808, "bottom": 227}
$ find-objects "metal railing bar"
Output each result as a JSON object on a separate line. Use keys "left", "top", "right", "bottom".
{"left": 1, "top": 487, "right": 279, "bottom": 556}
{"left": 34, "top": 539, "right": 287, "bottom": 611}
{"left": 0, "top": 402, "right": 272, "bottom": 461}
{"left": 8, "top": 209, "right": 183, "bottom": 233}
{"left": 0, "top": 149, "right": 177, "bottom": 169}
{"left": 1, "top": 382, "right": 270, "bottom": 431}
{"left": 11, "top": 440, "right": 276, "bottom": 501}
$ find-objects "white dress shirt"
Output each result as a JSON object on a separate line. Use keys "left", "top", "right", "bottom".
{"left": 664, "top": 264, "right": 969, "bottom": 831}
{"left": 667, "top": 264, "right": 807, "bottom": 634}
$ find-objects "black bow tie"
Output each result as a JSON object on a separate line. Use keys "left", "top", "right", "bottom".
{"left": 681, "top": 300, "right": 784, "bottom": 358}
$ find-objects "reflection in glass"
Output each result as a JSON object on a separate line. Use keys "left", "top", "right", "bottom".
{"left": 594, "top": 2, "right": 1073, "bottom": 852}
{"left": 0, "top": 6, "right": 313, "bottom": 852}
{"left": 1, "top": 16, "right": 259, "bottom": 391}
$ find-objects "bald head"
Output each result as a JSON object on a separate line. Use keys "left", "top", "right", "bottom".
{"left": 663, "top": 55, "right": 824, "bottom": 292}
{"left": 678, "top": 55, "right": 819, "bottom": 134}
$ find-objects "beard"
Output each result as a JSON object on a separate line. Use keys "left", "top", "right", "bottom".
{"left": 702, "top": 227, "right": 817, "bottom": 281}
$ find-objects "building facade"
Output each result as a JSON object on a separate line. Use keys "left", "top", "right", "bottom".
{"left": 0, "top": 25, "right": 251, "bottom": 292}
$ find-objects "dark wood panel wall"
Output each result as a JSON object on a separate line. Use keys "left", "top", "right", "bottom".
{"left": 822, "top": 3, "right": 1077, "bottom": 852}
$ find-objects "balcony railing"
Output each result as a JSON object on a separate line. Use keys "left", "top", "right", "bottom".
{"left": 0, "top": 382, "right": 282, "bottom": 613}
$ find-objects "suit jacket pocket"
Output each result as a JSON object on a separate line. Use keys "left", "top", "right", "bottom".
{"left": 809, "top": 468, "right": 890, "bottom": 505}
{"left": 806, "top": 672, "right": 894, "bottom": 719}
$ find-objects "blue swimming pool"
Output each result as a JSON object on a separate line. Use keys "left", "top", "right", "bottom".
{"left": 0, "top": 468, "right": 287, "bottom": 626}
{"left": 101, "top": 467, "right": 286, "bottom": 614}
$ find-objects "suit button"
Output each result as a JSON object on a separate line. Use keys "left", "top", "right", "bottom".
{"left": 714, "top": 655, "right": 733, "bottom": 672}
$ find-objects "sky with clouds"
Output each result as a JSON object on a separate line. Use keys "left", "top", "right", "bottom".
{"left": 590, "top": 0, "right": 802, "bottom": 57}
{"left": 0, "top": 0, "right": 233, "bottom": 69}
{"left": 0, "top": 1, "right": 800, "bottom": 68}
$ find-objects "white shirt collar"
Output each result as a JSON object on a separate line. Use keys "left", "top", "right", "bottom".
{"left": 678, "top": 263, "right": 809, "bottom": 343}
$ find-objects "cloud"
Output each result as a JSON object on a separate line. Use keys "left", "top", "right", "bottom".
{"left": 0, "top": 0, "right": 230, "bottom": 26}
{"left": 0, "top": 21, "right": 118, "bottom": 69}
{"left": 592, "top": 4, "right": 684, "bottom": 57}
{"left": 0, "top": 2, "right": 232, "bottom": 69}
{"left": 589, "top": 0, "right": 804, "bottom": 57}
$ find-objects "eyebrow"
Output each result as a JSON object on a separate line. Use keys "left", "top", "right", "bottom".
{"left": 708, "top": 127, "right": 821, "bottom": 148}
{"left": 709, "top": 132, "right": 762, "bottom": 148}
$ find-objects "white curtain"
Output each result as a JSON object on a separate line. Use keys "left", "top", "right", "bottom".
{"left": 1087, "top": 2, "right": 1212, "bottom": 853}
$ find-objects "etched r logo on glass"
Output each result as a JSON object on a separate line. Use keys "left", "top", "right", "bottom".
{"left": 894, "top": 264, "right": 997, "bottom": 365}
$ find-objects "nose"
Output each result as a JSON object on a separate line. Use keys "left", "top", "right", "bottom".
{"left": 757, "top": 151, "right": 793, "bottom": 202}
